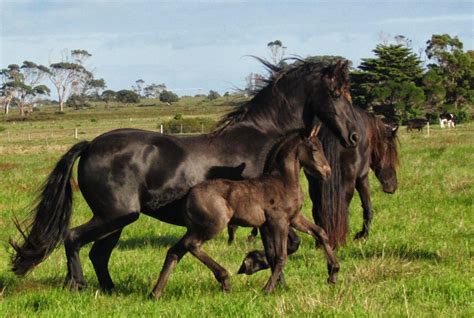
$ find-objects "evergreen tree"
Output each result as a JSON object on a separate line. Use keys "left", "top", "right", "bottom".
{"left": 351, "top": 44, "right": 425, "bottom": 122}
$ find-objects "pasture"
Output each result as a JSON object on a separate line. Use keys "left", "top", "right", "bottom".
{"left": 0, "top": 106, "right": 472, "bottom": 316}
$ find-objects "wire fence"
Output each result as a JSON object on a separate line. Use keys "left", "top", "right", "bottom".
{"left": 0, "top": 123, "right": 212, "bottom": 144}
{"left": 0, "top": 122, "right": 472, "bottom": 145}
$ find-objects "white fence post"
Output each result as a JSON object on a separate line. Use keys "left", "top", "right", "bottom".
{"left": 160, "top": 125, "right": 163, "bottom": 134}
{"left": 74, "top": 128, "right": 78, "bottom": 139}
{"left": 427, "top": 122, "right": 430, "bottom": 136}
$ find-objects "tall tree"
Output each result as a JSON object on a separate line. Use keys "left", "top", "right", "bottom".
{"left": 1, "top": 62, "right": 50, "bottom": 116}
{"left": 48, "top": 49, "right": 94, "bottom": 112}
{"left": 143, "top": 83, "right": 166, "bottom": 98}
{"left": 425, "top": 34, "right": 473, "bottom": 109}
{"left": 267, "top": 40, "right": 286, "bottom": 66}
{"left": 133, "top": 79, "right": 145, "bottom": 97}
{"left": 351, "top": 44, "right": 425, "bottom": 121}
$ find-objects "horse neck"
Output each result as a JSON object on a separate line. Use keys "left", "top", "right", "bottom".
{"left": 235, "top": 82, "right": 307, "bottom": 135}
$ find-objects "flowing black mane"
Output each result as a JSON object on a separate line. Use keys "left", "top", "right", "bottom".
{"left": 213, "top": 57, "right": 349, "bottom": 135}
{"left": 365, "top": 111, "right": 399, "bottom": 168}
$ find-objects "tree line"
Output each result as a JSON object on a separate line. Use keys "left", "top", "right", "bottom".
{"left": 350, "top": 34, "right": 473, "bottom": 123}
{"left": 1, "top": 33, "right": 473, "bottom": 123}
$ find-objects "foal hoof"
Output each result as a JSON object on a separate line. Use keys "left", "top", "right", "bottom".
{"left": 148, "top": 292, "right": 162, "bottom": 300}
{"left": 64, "top": 280, "right": 88, "bottom": 291}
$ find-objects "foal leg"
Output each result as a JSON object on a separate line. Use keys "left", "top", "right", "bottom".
{"left": 151, "top": 231, "right": 231, "bottom": 299}
{"left": 354, "top": 177, "right": 373, "bottom": 240}
{"left": 150, "top": 236, "right": 189, "bottom": 299}
{"left": 247, "top": 227, "right": 259, "bottom": 242}
{"left": 187, "top": 237, "right": 231, "bottom": 292}
{"left": 261, "top": 221, "right": 288, "bottom": 293}
{"left": 227, "top": 224, "right": 238, "bottom": 245}
{"left": 291, "top": 214, "right": 339, "bottom": 284}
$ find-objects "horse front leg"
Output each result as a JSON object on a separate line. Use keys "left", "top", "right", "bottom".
{"left": 354, "top": 177, "right": 373, "bottom": 240}
{"left": 261, "top": 221, "right": 288, "bottom": 293}
{"left": 291, "top": 214, "right": 339, "bottom": 284}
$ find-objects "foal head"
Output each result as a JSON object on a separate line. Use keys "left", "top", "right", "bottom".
{"left": 298, "top": 123, "right": 331, "bottom": 180}
{"left": 371, "top": 119, "right": 399, "bottom": 194}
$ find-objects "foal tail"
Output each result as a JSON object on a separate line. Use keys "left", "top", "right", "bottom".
{"left": 311, "top": 128, "right": 348, "bottom": 249}
{"left": 10, "top": 141, "right": 90, "bottom": 276}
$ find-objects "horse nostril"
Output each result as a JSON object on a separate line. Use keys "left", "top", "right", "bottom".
{"left": 349, "top": 132, "right": 359, "bottom": 146}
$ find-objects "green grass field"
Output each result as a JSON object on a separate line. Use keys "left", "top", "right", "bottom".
{"left": 0, "top": 105, "right": 472, "bottom": 316}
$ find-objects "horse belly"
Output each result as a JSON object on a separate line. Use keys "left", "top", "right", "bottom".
{"left": 141, "top": 199, "right": 187, "bottom": 226}
{"left": 231, "top": 205, "right": 266, "bottom": 227}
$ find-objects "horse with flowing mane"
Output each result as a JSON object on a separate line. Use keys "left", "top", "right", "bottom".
{"left": 10, "top": 58, "right": 358, "bottom": 292}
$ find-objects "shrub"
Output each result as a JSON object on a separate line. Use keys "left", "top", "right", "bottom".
{"left": 0, "top": 126, "right": 6, "bottom": 133}
{"left": 116, "top": 90, "right": 140, "bottom": 104}
{"left": 208, "top": 90, "right": 220, "bottom": 101}
{"left": 455, "top": 108, "right": 469, "bottom": 123}
{"left": 159, "top": 116, "right": 217, "bottom": 134}
{"left": 160, "top": 90, "right": 179, "bottom": 103}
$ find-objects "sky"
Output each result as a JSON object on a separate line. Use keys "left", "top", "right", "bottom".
{"left": 1, "top": 0, "right": 473, "bottom": 97}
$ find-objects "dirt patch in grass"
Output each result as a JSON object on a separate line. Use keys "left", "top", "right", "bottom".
{"left": 0, "top": 162, "right": 18, "bottom": 171}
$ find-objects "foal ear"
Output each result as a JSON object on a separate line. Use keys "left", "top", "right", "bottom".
{"left": 310, "top": 122, "right": 322, "bottom": 138}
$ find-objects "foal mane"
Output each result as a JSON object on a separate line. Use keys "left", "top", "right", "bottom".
{"left": 212, "top": 58, "right": 349, "bottom": 135}
{"left": 262, "top": 130, "right": 304, "bottom": 174}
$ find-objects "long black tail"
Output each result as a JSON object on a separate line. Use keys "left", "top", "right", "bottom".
{"left": 10, "top": 141, "right": 90, "bottom": 276}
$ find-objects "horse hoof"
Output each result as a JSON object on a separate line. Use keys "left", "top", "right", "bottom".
{"left": 101, "top": 286, "right": 116, "bottom": 295}
{"left": 222, "top": 284, "right": 231, "bottom": 293}
{"left": 354, "top": 232, "right": 368, "bottom": 240}
{"left": 148, "top": 292, "right": 161, "bottom": 300}
{"left": 327, "top": 276, "right": 337, "bottom": 285}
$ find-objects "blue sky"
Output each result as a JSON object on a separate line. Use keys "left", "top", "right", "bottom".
{"left": 1, "top": 0, "right": 473, "bottom": 96}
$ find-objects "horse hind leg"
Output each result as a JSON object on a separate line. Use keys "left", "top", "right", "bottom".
{"left": 89, "top": 230, "right": 122, "bottom": 292}
{"left": 150, "top": 236, "right": 189, "bottom": 299}
{"left": 187, "top": 236, "right": 231, "bottom": 293}
{"left": 227, "top": 224, "right": 237, "bottom": 245}
{"left": 64, "top": 213, "right": 139, "bottom": 290}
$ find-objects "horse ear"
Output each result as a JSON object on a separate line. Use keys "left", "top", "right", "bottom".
{"left": 310, "top": 122, "right": 322, "bottom": 137}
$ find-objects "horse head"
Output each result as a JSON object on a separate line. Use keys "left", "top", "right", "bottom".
{"left": 309, "top": 60, "right": 358, "bottom": 148}
{"left": 299, "top": 123, "right": 331, "bottom": 180}
{"left": 372, "top": 121, "right": 399, "bottom": 194}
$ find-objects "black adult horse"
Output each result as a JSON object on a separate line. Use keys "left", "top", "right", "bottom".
{"left": 10, "top": 59, "right": 358, "bottom": 292}
{"left": 307, "top": 106, "right": 399, "bottom": 248}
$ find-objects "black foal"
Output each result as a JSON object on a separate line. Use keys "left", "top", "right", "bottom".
{"left": 150, "top": 124, "right": 339, "bottom": 298}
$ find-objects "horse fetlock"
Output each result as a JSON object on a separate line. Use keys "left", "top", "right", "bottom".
{"left": 327, "top": 263, "right": 340, "bottom": 285}
{"left": 64, "top": 277, "right": 88, "bottom": 291}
